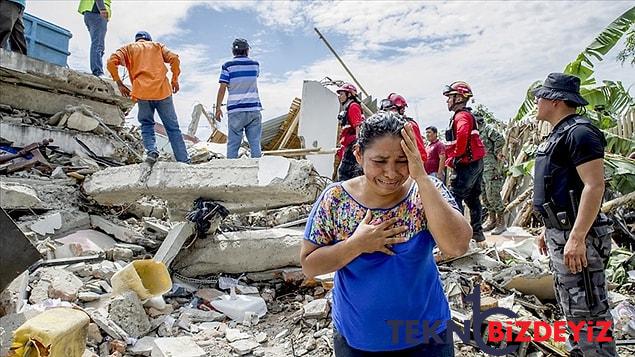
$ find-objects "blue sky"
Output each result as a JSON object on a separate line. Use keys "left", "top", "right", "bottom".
{"left": 27, "top": 1, "right": 634, "bottom": 140}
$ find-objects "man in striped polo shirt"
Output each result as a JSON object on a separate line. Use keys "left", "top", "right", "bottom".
{"left": 214, "top": 38, "right": 263, "bottom": 159}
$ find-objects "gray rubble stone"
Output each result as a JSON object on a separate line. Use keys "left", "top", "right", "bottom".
{"left": 108, "top": 291, "right": 151, "bottom": 338}
{"left": 48, "top": 269, "right": 84, "bottom": 301}
{"left": 129, "top": 336, "right": 156, "bottom": 356}
{"left": 229, "top": 339, "right": 260, "bottom": 356}
{"left": 151, "top": 336, "right": 206, "bottom": 357}
{"left": 303, "top": 299, "right": 330, "bottom": 319}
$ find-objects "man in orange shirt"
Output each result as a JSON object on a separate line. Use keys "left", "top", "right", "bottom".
{"left": 107, "top": 31, "right": 189, "bottom": 163}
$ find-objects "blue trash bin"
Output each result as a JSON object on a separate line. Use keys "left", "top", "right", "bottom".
{"left": 20, "top": 13, "right": 73, "bottom": 67}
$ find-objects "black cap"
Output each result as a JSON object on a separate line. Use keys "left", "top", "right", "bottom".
{"left": 532, "top": 73, "right": 588, "bottom": 107}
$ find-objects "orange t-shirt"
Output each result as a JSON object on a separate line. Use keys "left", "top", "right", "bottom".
{"left": 107, "top": 41, "right": 180, "bottom": 101}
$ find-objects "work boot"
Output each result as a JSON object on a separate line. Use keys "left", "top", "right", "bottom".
{"left": 473, "top": 231, "right": 487, "bottom": 249}
{"left": 482, "top": 213, "right": 496, "bottom": 232}
{"left": 145, "top": 151, "right": 159, "bottom": 165}
{"left": 491, "top": 212, "right": 507, "bottom": 235}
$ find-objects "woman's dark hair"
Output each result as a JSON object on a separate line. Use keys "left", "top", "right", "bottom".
{"left": 357, "top": 111, "right": 406, "bottom": 152}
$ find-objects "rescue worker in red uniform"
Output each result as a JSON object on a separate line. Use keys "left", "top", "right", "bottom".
{"left": 443, "top": 81, "right": 487, "bottom": 247}
{"left": 336, "top": 83, "right": 364, "bottom": 181}
{"left": 379, "top": 93, "right": 428, "bottom": 163}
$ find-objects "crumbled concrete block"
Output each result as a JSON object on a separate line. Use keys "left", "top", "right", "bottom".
{"left": 90, "top": 215, "right": 148, "bottom": 246}
{"left": 173, "top": 228, "right": 303, "bottom": 276}
{"left": 108, "top": 291, "right": 151, "bottom": 338}
{"left": 303, "top": 299, "right": 330, "bottom": 319}
{"left": 0, "top": 182, "right": 44, "bottom": 209}
{"left": 79, "top": 292, "right": 102, "bottom": 302}
{"left": 255, "top": 332, "right": 267, "bottom": 343}
{"left": 106, "top": 247, "right": 134, "bottom": 261}
{"left": 151, "top": 336, "right": 206, "bottom": 357}
{"left": 65, "top": 110, "right": 100, "bottom": 132}
{"left": 129, "top": 336, "right": 155, "bottom": 356}
{"left": 225, "top": 328, "right": 250, "bottom": 342}
{"left": 87, "top": 322, "right": 103, "bottom": 345}
{"left": 87, "top": 309, "right": 129, "bottom": 341}
{"left": 230, "top": 339, "right": 260, "bottom": 356}
{"left": 179, "top": 307, "right": 225, "bottom": 323}
{"left": 48, "top": 269, "right": 84, "bottom": 301}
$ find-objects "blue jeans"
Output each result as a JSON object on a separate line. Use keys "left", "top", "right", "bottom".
{"left": 83, "top": 12, "right": 107, "bottom": 76}
{"left": 137, "top": 96, "right": 190, "bottom": 163}
{"left": 333, "top": 328, "right": 454, "bottom": 357}
{"left": 227, "top": 110, "right": 262, "bottom": 159}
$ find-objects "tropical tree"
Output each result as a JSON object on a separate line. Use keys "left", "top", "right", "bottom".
{"left": 509, "top": 6, "right": 635, "bottom": 196}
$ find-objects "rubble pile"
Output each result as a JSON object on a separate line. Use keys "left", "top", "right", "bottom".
{"left": 1, "top": 49, "right": 635, "bottom": 357}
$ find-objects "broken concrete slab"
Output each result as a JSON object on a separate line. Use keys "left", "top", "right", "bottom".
{"left": 0, "top": 121, "right": 125, "bottom": 158}
{"left": 130, "top": 336, "right": 156, "bottom": 356}
{"left": 48, "top": 268, "right": 84, "bottom": 301}
{"left": 83, "top": 158, "right": 320, "bottom": 218}
{"left": 179, "top": 307, "right": 225, "bottom": 323}
{"left": 54, "top": 229, "right": 117, "bottom": 259}
{"left": 65, "top": 110, "right": 101, "bottom": 132}
{"left": 0, "top": 182, "right": 44, "bottom": 209}
{"left": 30, "top": 212, "right": 62, "bottom": 235}
{"left": 153, "top": 222, "right": 194, "bottom": 267}
{"left": 86, "top": 308, "right": 129, "bottom": 341}
{"left": 108, "top": 291, "right": 151, "bottom": 338}
{"left": 90, "top": 215, "right": 152, "bottom": 247}
{"left": 230, "top": 338, "right": 260, "bottom": 356}
{"left": 151, "top": 336, "right": 206, "bottom": 357}
{"left": 173, "top": 228, "right": 303, "bottom": 276}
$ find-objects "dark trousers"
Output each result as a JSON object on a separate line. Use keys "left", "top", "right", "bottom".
{"left": 334, "top": 329, "right": 454, "bottom": 357}
{"left": 337, "top": 143, "right": 363, "bottom": 181}
{"left": 0, "top": 0, "right": 27, "bottom": 55}
{"left": 451, "top": 159, "right": 484, "bottom": 241}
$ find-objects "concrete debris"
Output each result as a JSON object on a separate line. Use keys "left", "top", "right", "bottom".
{"left": 0, "top": 49, "right": 131, "bottom": 125}
{"left": 48, "top": 268, "right": 84, "bottom": 301}
{"left": 302, "top": 299, "right": 330, "bottom": 319}
{"left": 82, "top": 158, "right": 320, "bottom": 217}
{"left": 173, "top": 227, "right": 303, "bottom": 276}
{"left": 129, "top": 336, "right": 156, "bottom": 356}
{"left": 0, "top": 182, "right": 44, "bottom": 209}
{"left": 152, "top": 336, "right": 206, "bottom": 357}
{"left": 230, "top": 338, "right": 260, "bottom": 355}
{"left": 154, "top": 222, "right": 195, "bottom": 267}
{"left": 108, "top": 291, "right": 151, "bottom": 338}
{"left": 30, "top": 212, "right": 63, "bottom": 235}
{"left": 54, "top": 229, "right": 117, "bottom": 259}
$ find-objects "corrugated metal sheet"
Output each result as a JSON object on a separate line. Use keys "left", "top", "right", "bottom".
{"left": 261, "top": 114, "right": 288, "bottom": 148}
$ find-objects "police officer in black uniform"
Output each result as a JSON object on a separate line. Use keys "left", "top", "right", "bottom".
{"left": 533, "top": 73, "right": 616, "bottom": 357}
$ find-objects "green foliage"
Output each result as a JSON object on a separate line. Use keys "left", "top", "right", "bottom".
{"left": 617, "top": 28, "right": 635, "bottom": 66}
{"left": 604, "top": 130, "right": 635, "bottom": 156}
{"left": 605, "top": 153, "right": 635, "bottom": 195}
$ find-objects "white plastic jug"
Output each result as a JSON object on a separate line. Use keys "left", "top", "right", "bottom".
{"left": 210, "top": 287, "right": 267, "bottom": 322}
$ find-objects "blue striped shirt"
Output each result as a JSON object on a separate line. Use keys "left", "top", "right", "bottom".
{"left": 219, "top": 56, "right": 262, "bottom": 113}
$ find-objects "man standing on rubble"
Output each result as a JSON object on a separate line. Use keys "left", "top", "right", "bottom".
{"left": 0, "top": 0, "right": 27, "bottom": 55}
{"left": 78, "top": 0, "right": 110, "bottom": 77}
{"left": 107, "top": 31, "right": 190, "bottom": 164}
{"left": 214, "top": 38, "right": 262, "bottom": 159}
{"left": 424, "top": 126, "right": 446, "bottom": 181}
{"left": 478, "top": 115, "right": 507, "bottom": 235}
{"left": 533, "top": 73, "right": 616, "bottom": 356}
{"left": 443, "top": 81, "right": 487, "bottom": 247}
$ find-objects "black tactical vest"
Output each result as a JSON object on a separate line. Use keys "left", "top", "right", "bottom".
{"left": 533, "top": 115, "right": 605, "bottom": 215}
{"left": 337, "top": 100, "right": 359, "bottom": 127}
{"left": 445, "top": 108, "right": 478, "bottom": 161}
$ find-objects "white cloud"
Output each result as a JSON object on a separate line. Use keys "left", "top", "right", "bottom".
{"left": 24, "top": 1, "right": 635, "bottom": 141}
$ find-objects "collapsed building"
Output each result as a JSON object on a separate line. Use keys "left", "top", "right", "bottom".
{"left": 1, "top": 42, "right": 635, "bottom": 357}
